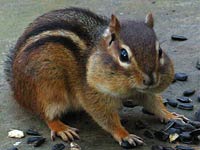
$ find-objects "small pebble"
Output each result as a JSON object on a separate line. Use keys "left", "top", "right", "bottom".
{"left": 154, "top": 130, "right": 169, "bottom": 141}
{"left": 177, "top": 103, "right": 193, "bottom": 110}
{"left": 7, "top": 147, "right": 18, "bottom": 150}
{"left": 8, "top": 130, "right": 25, "bottom": 138}
{"left": 174, "top": 73, "right": 188, "bottom": 81}
{"left": 196, "top": 59, "right": 200, "bottom": 70}
{"left": 26, "top": 129, "right": 41, "bottom": 136}
{"left": 143, "top": 130, "right": 154, "bottom": 139}
{"left": 183, "top": 90, "right": 195, "bottom": 97}
{"left": 177, "top": 97, "right": 192, "bottom": 103}
{"left": 175, "top": 145, "right": 194, "bottom": 150}
{"left": 171, "top": 35, "right": 187, "bottom": 41}
{"left": 52, "top": 143, "right": 65, "bottom": 150}
{"left": 166, "top": 98, "right": 178, "bottom": 107}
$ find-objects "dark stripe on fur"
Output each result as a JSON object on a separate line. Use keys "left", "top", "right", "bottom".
{"left": 24, "top": 36, "right": 81, "bottom": 56}
{"left": 15, "top": 22, "right": 91, "bottom": 51}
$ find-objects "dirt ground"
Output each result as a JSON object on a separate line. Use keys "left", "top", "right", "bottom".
{"left": 0, "top": 0, "right": 199, "bottom": 150}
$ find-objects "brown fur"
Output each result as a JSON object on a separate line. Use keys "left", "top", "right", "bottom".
{"left": 5, "top": 8, "right": 178, "bottom": 147}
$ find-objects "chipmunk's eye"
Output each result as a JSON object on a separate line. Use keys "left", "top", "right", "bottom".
{"left": 159, "top": 47, "right": 163, "bottom": 58}
{"left": 120, "top": 48, "right": 129, "bottom": 62}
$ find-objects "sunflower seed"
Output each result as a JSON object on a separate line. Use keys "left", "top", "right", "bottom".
{"left": 26, "top": 129, "right": 41, "bottom": 136}
{"left": 52, "top": 143, "right": 65, "bottom": 150}
{"left": 177, "top": 97, "right": 192, "bottom": 103}
{"left": 175, "top": 145, "right": 194, "bottom": 150}
{"left": 171, "top": 35, "right": 187, "bottom": 41}
{"left": 177, "top": 103, "right": 193, "bottom": 110}
{"left": 195, "top": 109, "right": 200, "bottom": 121}
{"left": 183, "top": 90, "right": 195, "bottom": 97}
{"left": 174, "top": 73, "right": 188, "bottom": 81}
{"left": 27, "top": 136, "right": 45, "bottom": 147}
{"left": 196, "top": 59, "right": 200, "bottom": 70}
{"left": 166, "top": 98, "right": 178, "bottom": 107}
{"left": 154, "top": 130, "right": 169, "bottom": 141}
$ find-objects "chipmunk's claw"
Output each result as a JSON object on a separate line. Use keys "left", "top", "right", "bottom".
{"left": 120, "top": 134, "right": 144, "bottom": 149}
{"left": 171, "top": 112, "right": 189, "bottom": 123}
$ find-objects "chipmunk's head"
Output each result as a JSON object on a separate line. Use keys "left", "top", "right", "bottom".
{"left": 87, "top": 13, "right": 174, "bottom": 98}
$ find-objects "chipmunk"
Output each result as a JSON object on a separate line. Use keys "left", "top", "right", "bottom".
{"left": 4, "top": 7, "right": 186, "bottom": 148}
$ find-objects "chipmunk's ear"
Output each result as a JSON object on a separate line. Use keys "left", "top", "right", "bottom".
{"left": 102, "top": 14, "right": 121, "bottom": 47}
{"left": 109, "top": 14, "right": 121, "bottom": 34}
{"left": 145, "top": 12, "right": 154, "bottom": 28}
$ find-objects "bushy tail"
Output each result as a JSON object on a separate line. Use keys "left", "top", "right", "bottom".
{"left": 4, "top": 46, "right": 16, "bottom": 86}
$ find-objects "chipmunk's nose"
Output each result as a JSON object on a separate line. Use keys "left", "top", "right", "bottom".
{"left": 143, "top": 74, "right": 155, "bottom": 86}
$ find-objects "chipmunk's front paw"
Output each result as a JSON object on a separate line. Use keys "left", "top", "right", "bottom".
{"left": 159, "top": 110, "right": 189, "bottom": 123}
{"left": 51, "top": 126, "right": 80, "bottom": 141}
{"left": 120, "top": 134, "right": 144, "bottom": 149}
{"left": 47, "top": 120, "right": 80, "bottom": 142}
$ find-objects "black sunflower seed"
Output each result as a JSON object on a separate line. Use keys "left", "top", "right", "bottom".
{"left": 196, "top": 59, "right": 200, "bottom": 70}
{"left": 52, "top": 143, "right": 65, "bottom": 150}
{"left": 26, "top": 129, "right": 41, "bottom": 136}
{"left": 166, "top": 98, "right": 178, "bottom": 107}
{"left": 164, "top": 120, "right": 175, "bottom": 131}
{"left": 154, "top": 130, "right": 169, "bottom": 141}
{"left": 171, "top": 35, "right": 187, "bottom": 41}
{"left": 27, "top": 136, "right": 46, "bottom": 147}
{"left": 166, "top": 128, "right": 181, "bottom": 134}
{"left": 174, "top": 73, "right": 188, "bottom": 81}
{"left": 188, "top": 120, "right": 200, "bottom": 128}
{"left": 183, "top": 90, "right": 195, "bottom": 97}
{"left": 198, "top": 95, "right": 200, "bottom": 102}
{"left": 177, "top": 97, "right": 192, "bottom": 103}
{"left": 195, "top": 109, "right": 200, "bottom": 121}
{"left": 175, "top": 145, "right": 194, "bottom": 150}
{"left": 179, "top": 132, "right": 192, "bottom": 144}
{"left": 190, "top": 129, "right": 200, "bottom": 137}
{"left": 177, "top": 103, "right": 193, "bottom": 110}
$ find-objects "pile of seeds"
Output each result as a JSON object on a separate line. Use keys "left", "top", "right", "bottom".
{"left": 7, "top": 128, "right": 81, "bottom": 150}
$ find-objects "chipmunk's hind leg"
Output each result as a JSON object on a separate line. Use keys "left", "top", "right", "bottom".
{"left": 36, "top": 77, "right": 80, "bottom": 142}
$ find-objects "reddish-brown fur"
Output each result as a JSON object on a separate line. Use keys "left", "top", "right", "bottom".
{"left": 5, "top": 8, "right": 184, "bottom": 148}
